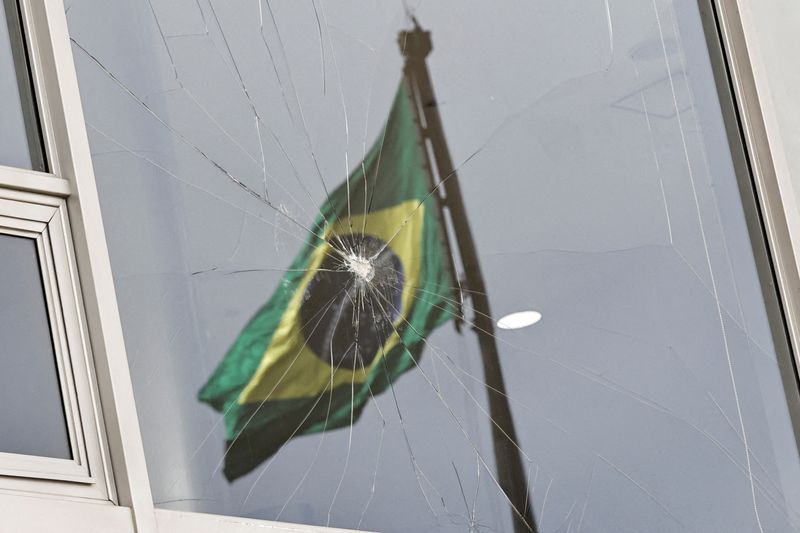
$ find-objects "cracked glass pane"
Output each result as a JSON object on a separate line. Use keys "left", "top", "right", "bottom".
{"left": 68, "top": 0, "right": 800, "bottom": 531}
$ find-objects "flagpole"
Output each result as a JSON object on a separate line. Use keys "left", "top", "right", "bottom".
{"left": 399, "top": 20, "right": 538, "bottom": 533}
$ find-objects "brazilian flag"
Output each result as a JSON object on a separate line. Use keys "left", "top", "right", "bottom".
{"left": 198, "top": 82, "right": 456, "bottom": 481}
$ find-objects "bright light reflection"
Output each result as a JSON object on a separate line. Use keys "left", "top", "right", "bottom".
{"left": 496, "top": 310, "right": 542, "bottom": 330}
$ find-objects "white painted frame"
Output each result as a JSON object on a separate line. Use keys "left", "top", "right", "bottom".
{"left": 1, "top": 0, "right": 798, "bottom": 531}
{"left": 0, "top": 0, "right": 156, "bottom": 530}
{"left": 712, "top": 0, "right": 800, "bottom": 386}
{"left": 0, "top": 190, "right": 111, "bottom": 498}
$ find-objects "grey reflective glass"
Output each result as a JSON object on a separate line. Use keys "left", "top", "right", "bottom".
{"left": 0, "top": 0, "right": 46, "bottom": 171}
{"left": 0, "top": 234, "right": 71, "bottom": 459}
{"left": 70, "top": 0, "right": 800, "bottom": 530}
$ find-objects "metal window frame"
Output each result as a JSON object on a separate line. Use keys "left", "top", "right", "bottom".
{"left": 0, "top": 190, "right": 107, "bottom": 493}
{"left": 0, "top": 0, "right": 155, "bottom": 530}
{"left": 700, "top": 0, "right": 800, "bottom": 445}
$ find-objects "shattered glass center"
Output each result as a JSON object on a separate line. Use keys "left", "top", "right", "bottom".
{"left": 299, "top": 234, "right": 404, "bottom": 369}
{"left": 345, "top": 252, "right": 375, "bottom": 283}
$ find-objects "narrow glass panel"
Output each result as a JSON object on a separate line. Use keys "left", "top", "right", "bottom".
{"left": 69, "top": 0, "right": 800, "bottom": 530}
{"left": 0, "top": 234, "right": 71, "bottom": 459}
{"left": 0, "top": 0, "right": 46, "bottom": 171}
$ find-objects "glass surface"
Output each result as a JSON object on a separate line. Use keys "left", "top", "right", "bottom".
{"left": 0, "top": 234, "right": 71, "bottom": 459}
{"left": 0, "top": 0, "right": 45, "bottom": 171}
{"left": 68, "top": 0, "right": 800, "bottom": 531}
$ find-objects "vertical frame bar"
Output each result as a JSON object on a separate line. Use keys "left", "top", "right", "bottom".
{"left": 697, "top": 0, "right": 800, "bottom": 445}
{"left": 15, "top": 0, "right": 158, "bottom": 530}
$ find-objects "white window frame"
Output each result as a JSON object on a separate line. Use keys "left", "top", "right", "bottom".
{"left": 0, "top": 0, "right": 154, "bottom": 530}
{"left": 713, "top": 0, "right": 800, "bottom": 374}
{"left": 0, "top": 188, "right": 111, "bottom": 499}
{"left": 1, "top": 0, "right": 799, "bottom": 532}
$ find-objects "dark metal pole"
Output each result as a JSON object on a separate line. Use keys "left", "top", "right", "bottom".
{"left": 399, "top": 20, "right": 538, "bottom": 533}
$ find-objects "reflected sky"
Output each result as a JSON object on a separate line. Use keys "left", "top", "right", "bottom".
{"left": 66, "top": 0, "right": 800, "bottom": 531}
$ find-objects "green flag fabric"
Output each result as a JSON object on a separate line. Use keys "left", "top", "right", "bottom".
{"left": 198, "top": 82, "right": 456, "bottom": 481}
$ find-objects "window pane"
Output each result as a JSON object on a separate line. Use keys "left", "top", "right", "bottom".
{"left": 0, "top": 234, "right": 71, "bottom": 459}
{"left": 70, "top": 0, "right": 800, "bottom": 531}
{"left": 0, "top": 0, "right": 45, "bottom": 171}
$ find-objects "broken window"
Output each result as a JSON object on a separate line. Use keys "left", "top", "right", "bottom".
{"left": 67, "top": 0, "right": 800, "bottom": 531}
